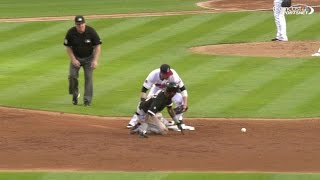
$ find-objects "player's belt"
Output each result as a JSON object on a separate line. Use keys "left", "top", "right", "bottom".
{"left": 155, "top": 83, "right": 166, "bottom": 88}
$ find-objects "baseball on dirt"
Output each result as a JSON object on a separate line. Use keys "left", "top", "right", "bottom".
{"left": 241, "top": 127, "right": 246, "bottom": 133}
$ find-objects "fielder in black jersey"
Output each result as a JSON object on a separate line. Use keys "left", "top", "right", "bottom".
{"left": 131, "top": 82, "right": 183, "bottom": 138}
{"left": 64, "top": 15, "right": 102, "bottom": 106}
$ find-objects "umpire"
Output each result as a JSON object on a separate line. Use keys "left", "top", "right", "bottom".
{"left": 63, "top": 15, "right": 102, "bottom": 106}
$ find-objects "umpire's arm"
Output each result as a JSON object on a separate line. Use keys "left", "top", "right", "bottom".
{"left": 66, "top": 47, "right": 80, "bottom": 68}
{"left": 91, "top": 45, "right": 101, "bottom": 69}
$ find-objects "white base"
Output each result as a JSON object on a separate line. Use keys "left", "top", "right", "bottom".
{"left": 167, "top": 124, "right": 195, "bottom": 131}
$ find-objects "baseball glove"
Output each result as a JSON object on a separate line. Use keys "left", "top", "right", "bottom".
{"left": 281, "top": 0, "right": 291, "bottom": 7}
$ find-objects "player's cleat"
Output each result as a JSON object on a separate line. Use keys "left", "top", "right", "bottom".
{"left": 271, "top": 38, "right": 288, "bottom": 42}
{"left": 128, "top": 122, "right": 140, "bottom": 130}
{"left": 166, "top": 121, "right": 175, "bottom": 126}
{"left": 139, "top": 130, "right": 148, "bottom": 138}
{"left": 126, "top": 124, "right": 134, "bottom": 129}
{"left": 72, "top": 92, "right": 80, "bottom": 105}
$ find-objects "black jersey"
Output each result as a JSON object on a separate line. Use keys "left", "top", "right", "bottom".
{"left": 139, "top": 90, "right": 173, "bottom": 115}
{"left": 64, "top": 26, "right": 102, "bottom": 58}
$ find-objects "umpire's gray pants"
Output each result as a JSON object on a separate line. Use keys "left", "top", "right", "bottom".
{"left": 68, "top": 56, "right": 94, "bottom": 103}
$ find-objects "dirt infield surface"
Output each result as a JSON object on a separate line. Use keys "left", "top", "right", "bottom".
{"left": 1, "top": 107, "right": 320, "bottom": 172}
{"left": 190, "top": 41, "right": 320, "bottom": 58}
{"left": 1, "top": 0, "right": 320, "bottom": 173}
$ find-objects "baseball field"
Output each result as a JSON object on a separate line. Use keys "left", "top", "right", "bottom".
{"left": 1, "top": 0, "right": 320, "bottom": 179}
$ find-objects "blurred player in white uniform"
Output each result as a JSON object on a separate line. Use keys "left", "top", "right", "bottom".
{"left": 127, "top": 64, "right": 194, "bottom": 131}
{"left": 272, "top": 0, "right": 288, "bottom": 41}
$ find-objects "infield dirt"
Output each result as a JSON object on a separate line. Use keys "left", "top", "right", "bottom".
{"left": 1, "top": 107, "right": 320, "bottom": 172}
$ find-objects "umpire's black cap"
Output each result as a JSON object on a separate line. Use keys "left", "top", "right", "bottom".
{"left": 160, "top": 64, "right": 173, "bottom": 76}
{"left": 75, "top": 15, "right": 85, "bottom": 24}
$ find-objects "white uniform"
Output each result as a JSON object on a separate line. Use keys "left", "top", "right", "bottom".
{"left": 274, "top": 0, "right": 288, "bottom": 41}
{"left": 143, "top": 68, "right": 184, "bottom": 107}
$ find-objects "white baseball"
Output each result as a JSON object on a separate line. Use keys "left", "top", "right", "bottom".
{"left": 241, "top": 127, "right": 246, "bottom": 133}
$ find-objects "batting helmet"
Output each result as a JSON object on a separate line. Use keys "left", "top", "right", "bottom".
{"left": 165, "top": 82, "right": 179, "bottom": 93}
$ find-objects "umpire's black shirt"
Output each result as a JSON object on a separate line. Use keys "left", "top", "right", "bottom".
{"left": 64, "top": 26, "right": 102, "bottom": 58}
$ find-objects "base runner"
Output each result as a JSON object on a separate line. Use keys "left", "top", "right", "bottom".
{"left": 131, "top": 82, "right": 184, "bottom": 138}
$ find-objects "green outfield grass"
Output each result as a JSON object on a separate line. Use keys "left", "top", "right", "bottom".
{"left": 1, "top": 1, "right": 320, "bottom": 179}
{"left": 0, "top": 0, "right": 201, "bottom": 18}
{"left": 1, "top": 11, "right": 320, "bottom": 118}
{"left": 1, "top": 172, "right": 320, "bottom": 180}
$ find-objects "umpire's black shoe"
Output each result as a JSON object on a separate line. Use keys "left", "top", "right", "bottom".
{"left": 72, "top": 92, "right": 80, "bottom": 105}
{"left": 84, "top": 101, "right": 91, "bottom": 107}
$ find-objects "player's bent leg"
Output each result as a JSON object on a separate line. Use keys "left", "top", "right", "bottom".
{"left": 147, "top": 115, "right": 168, "bottom": 135}
{"left": 127, "top": 103, "right": 143, "bottom": 128}
{"left": 148, "top": 124, "right": 168, "bottom": 135}
{"left": 156, "top": 113, "right": 174, "bottom": 126}
{"left": 171, "top": 93, "right": 196, "bottom": 131}
{"left": 134, "top": 122, "right": 148, "bottom": 138}
{"left": 127, "top": 113, "right": 139, "bottom": 128}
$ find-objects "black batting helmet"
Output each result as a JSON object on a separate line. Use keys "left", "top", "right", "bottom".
{"left": 165, "top": 82, "right": 179, "bottom": 93}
